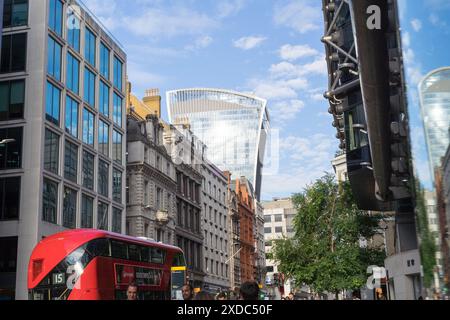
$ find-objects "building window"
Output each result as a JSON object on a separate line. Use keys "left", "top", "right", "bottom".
{"left": 84, "top": 67, "right": 95, "bottom": 107}
{"left": 98, "top": 160, "right": 109, "bottom": 197}
{"left": 81, "top": 194, "right": 93, "bottom": 228}
{"left": 264, "top": 227, "right": 271, "bottom": 234}
{"left": 100, "top": 42, "right": 110, "bottom": 79}
{"left": 46, "top": 81, "right": 60, "bottom": 125}
{"left": 66, "top": 53, "right": 79, "bottom": 94}
{"left": 0, "top": 79, "right": 25, "bottom": 121}
{"left": 113, "top": 130, "right": 122, "bottom": 164}
{"left": 43, "top": 179, "right": 58, "bottom": 224}
{"left": 82, "top": 108, "right": 94, "bottom": 146}
{"left": 264, "top": 215, "right": 272, "bottom": 223}
{"left": 156, "top": 187, "right": 161, "bottom": 210}
{"left": 0, "top": 33, "right": 27, "bottom": 73}
{"left": 274, "top": 214, "right": 282, "bottom": 222}
{"left": 48, "top": 0, "right": 63, "bottom": 36}
{"left": 113, "top": 56, "right": 123, "bottom": 91}
{"left": 275, "top": 226, "right": 283, "bottom": 233}
{"left": 113, "top": 169, "right": 122, "bottom": 203}
{"left": 113, "top": 93, "right": 122, "bottom": 127}
{"left": 99, "top": 81, "right": 109, "bottom": 117}
{"left": 84, "top": 27, "right": 96, "bottom": 66}
{"left": 143, "top": 180, "right": 149, "bottom": 206}
{"left": 44, "top": 129, "right": 59, "bottom": 174}
{"left": 0, "top": 237, "right": 18, "bottom": 274}
{"left": 65, "top": 96, "right": 79, "bottom": 138}
{"left": 47, "top": 36, "right": 61, "bottom": 80}
{"left": 3, "top": 0, "right": 28, "bottom": 28}
{"left": 64, "top": 141, "right": 78, "bottom": 183}
{"left": 63, "top": 187, "right": 77, "bottom": 229}
{"left": 0, "top": 127, "right": 22, "bottom": 170}
{"left": 144, "top": 146, "right": 148, "bottom": 164}
{"left": 97, "top": 202, "right": 108, "bottom": 230}
{"left": 82, "top": 150, "right": 94, "bottom": 190}
{"left": 112, "top": 207, "right": 122, "bottom": 233}
{"left": 0, "top": 177, "right": 21, "bottom": 220}
{"left": 67, "top": 9, "right": 80, "bottom": 52}
{"left": 98, "top": 120, "right": 109, "bottom": 157}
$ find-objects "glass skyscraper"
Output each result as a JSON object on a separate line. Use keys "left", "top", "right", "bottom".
{"left": 167, "top": 88, "right": 270, "bottom": 200}
{"left": 419, "top": 67, "right": 450, "bottom": 174}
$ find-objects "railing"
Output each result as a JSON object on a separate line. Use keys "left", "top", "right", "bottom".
{"left": 76, "top": 0, "right": 125, "bottom": 51}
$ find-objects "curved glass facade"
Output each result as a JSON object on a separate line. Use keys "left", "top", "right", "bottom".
{"left": 419, "top": 67, "right": 450, "bottom": 173}
{"left": 167, "top": 89, "right": 269, "bottom": 199}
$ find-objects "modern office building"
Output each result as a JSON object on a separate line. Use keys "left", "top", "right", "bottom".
{"left": 322, "top": 0, "right": 420, "bottom": 299}
{"left": 166, "top": 88, "right": 270, "bottom": 200}
{"left": 254, "top": 201, "right": 266, "bottom": 288}
{"left": 262, "top": 198, "right": 296, "bottom": 299}
{"left": 163, "top": 123, "right": 205, "bottom": 289}
{"left": 201, "top": 160, "right": 230, "bottom": 293}
{"left": 0, "top": 0, "right": 127, "bottom": 300}
{"left": 419, "top": 67, "right": 450, "bottom": 175}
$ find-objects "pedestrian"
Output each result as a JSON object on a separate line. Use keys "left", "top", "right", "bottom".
{"left": 126, "top": 282, "right": 138, "bottom": 300}
{"left": 288, "top": 292, "right": 295, "bottom": 300}
{"left": 216, "top": 292, "right": 228, "bottom": 300}
{"left": 182, "top": 283, "right": 194, "bottom": 300}
{"left": 239, "top": 281, "right": 260, "bottom": 300}
{"left": 194, "top": 291, "right": 213, "bottom": 300}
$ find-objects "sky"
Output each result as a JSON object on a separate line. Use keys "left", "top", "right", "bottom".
{"left": 83, "top": 0, "right": 450, "bottom": 201}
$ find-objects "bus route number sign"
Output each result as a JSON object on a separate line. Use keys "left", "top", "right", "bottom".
{"left": 52, "top": 272, "right": 65, "bottom": 285}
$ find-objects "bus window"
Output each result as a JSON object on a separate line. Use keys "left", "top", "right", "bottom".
{"left": 128, "top": 244, "right": 140, "bottom": 261}
{"left": 140, "top": 246, "right": 150, "bottom": 262}
{"left": 85, "top": 238, "right": 110, "bottom": 258}
{"left": 172, "top": 252, "right": 186, "bottom": 267}
{"left": 150, "top": 248, "right": 165, "bottom": 264}
{"left": 111, "top": 240, "right": 128, "bottom": 260}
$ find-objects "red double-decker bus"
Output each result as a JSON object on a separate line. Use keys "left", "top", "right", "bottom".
{"left": 28, "top": 229, "right": 186, "bottom": 300}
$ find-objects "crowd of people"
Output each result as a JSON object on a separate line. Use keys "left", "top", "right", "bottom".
{"left": 125, "top": 281, "right": 265, "bottom": 300}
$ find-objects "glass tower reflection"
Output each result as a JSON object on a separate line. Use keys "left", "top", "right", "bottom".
{"left": 419, "top": 67, "right": 450, "bottom": 176}
{"left": 167, "top": 89, "right": 270, "bottom": 200}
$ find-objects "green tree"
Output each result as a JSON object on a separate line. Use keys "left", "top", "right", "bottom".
{"left": 271, "top": 173, "right": 385, "bottom": 295}
{"left": 415, "top": 182, "right": 437, "bottom": 289}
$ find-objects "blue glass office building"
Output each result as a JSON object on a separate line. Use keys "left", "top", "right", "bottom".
{"left": 419, "top": 67, "right": 450, "bottom": 174}
{"left": 167, "top": 89, "right": 270, "bottom": 200}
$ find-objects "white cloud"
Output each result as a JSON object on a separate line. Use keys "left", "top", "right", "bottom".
{"left": 280, "top": 134, "right": 335, "bottom": 163}
{"left": 272, "top": 100, "right": 305, "bottom": 121}
{"left": 250, "top": 79, "right": 299, "bottom": 100}
{"left": 429, "top": 14, "right": 447, "bottom": 28}
{"left": 274, "top": 0, "right": 321, "bottom": 34}
{"left": 233, "top": 36, "right": 267, "bottom": 50}
{"left": 279, "top": 44, "right": 319, "bottom": 61}
{"left": 411, "top": 19, "right": 423, "bottom": 32}
{"left": 270, "top": 57, "right": 327, "bottom": 79}
{"left": 127, "top": 62, "right": 165, "bottom": 89}
{"left": 185, "top": 36, "right": 213, "bottom": 51}
{"left": 311, "top": 93, "right": 325, "bottom": 101}
{"left": 122, "top": 7, "right": 217, "bottom": 37}
{"left": 261, "top": 133, "right": 337, "bottom": 199}
{"left": 217, "top": 0, "right": 247, "bottom": 18}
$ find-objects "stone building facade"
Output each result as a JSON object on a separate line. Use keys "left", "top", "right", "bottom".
{"left": 126, "top": 114, "right": 177, "bottom": 244}
{"left": 201, "top": 161, "right": 230, "bottom": 293}
{"left": 164, "top": 123, "right": 205, "bottom": 289}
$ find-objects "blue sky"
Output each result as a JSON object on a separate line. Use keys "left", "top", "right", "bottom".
{"left": 84, "top": 0, "right": 450, "bottom": 201}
